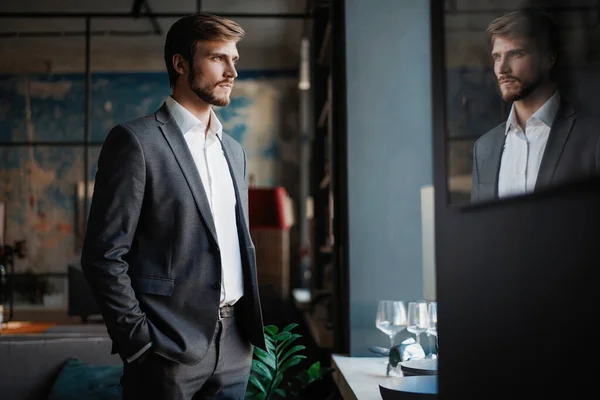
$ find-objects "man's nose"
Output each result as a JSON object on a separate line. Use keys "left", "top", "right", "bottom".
{"left": 225, "top": 63, "right": 238, "bottom": 79}
{"left": 497, "top": 56, "right": 510, "bottom": 75}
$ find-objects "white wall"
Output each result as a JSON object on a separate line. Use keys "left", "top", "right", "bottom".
{"left": 345, "top": 0, "right": 433, "bottom": 356}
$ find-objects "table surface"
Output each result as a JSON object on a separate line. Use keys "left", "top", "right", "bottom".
{"left": 331, "top": 354, "right": 400, "bottom": 400}
{"left": 0, "top": 321, "right": 55, "bottom": 334}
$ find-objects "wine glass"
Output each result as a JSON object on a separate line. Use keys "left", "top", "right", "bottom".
{"left": 407, "top": 300, "right": 428, "bottom": 346}
{"left": 375, "top": 300, "right": 408, "bottom": 350}
{"left": 426, "top": 301, "right": 438, "bottom": 357}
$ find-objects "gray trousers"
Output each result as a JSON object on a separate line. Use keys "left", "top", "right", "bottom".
{"left": 121, "top": 316, "right": 254, "bottom": 400}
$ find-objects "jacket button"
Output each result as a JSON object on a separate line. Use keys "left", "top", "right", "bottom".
{"left": 212, "top": 281, "right": 221, "bottom": 290}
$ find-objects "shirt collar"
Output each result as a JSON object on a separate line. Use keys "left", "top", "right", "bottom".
{"left": 165, "top": 96, "right": 223, "bottom": 139}
{"left": 505, "top": 90, "right": 561, "bottom": 135}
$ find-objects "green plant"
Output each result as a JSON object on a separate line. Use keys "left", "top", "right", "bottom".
{"left": 246, "top": 323, "right": 332, "bottom": 400}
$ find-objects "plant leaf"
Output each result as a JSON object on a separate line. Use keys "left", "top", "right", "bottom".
{"left": 251, "top": 359, "right": 273, "bottom": 381}
{"left": 265, "top": 338, "right": 276, "bottom": 355}
{"left": 282, "top": 323, "right": 299, "bottom": 332}
{"left": 307, "top": 361, "right": 321, "bottom": 380}
{"left": 248, "top": 373, "right": 267, "bottom": 395}
{"left": 245, "top": 390, "right": 260, "bottom": 399}
{"left": 297, "top": 369, "right": 310, "bottom": 383}
{"left": 270, "top": 372, "right": 284, "bottom": 394}
{"left": 274, "top": 388, "right": 286, "bottom": 398}
{"left": 320, "top": 366, "right": 334, "bottom": 378}
{"left": 279, "top": 354, "right": 306, "bottom": 375}
{"left": 276, "top": 334, "right": 301, "bottom": 355}
{"left": 291, "top": 369, "right": 310, "bottom": 389}
{"left": 264, "top": 325, "right": 279, "bottom": 336}
{"left": 254, "top": 347, "right": 276, "bottom": 370}
{"left": 279, "top": 345, "right": 306, "bottom": 364}
{"left": 273, "top": 331, "right": 292, "bottom": 342}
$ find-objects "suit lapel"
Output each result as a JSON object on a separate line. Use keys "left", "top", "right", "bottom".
{"left": 535, "top": 102, "right": 576, "bottom": 190}
{"left": 156, "top": 104, "right": 219, "bottom": 247}
{"left": 220, "top": 136, "right": 249, "bottom": 233}
{"left": 219, "top": 135, "right": 257, "bottom": 292}
{"left": 483, "top": 125, "right": 507, "bottom": 198}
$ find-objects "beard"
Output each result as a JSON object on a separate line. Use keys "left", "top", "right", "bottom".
{"left": 499, "top": 75, "right": 542, "bottom": 103}
{"left": 188, "top": 67, "right": 231, "bottom": 107}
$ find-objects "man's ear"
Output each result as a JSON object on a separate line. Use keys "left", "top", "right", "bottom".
{"left": 172, "top": 54, "right": 187, "bottom": 75}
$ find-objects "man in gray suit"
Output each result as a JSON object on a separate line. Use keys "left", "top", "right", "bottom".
{"left": 81, "top": 13, "right": 265, "bottom": 400}
{"left": 471, "top": 9, "right": 600, "bottom": 203}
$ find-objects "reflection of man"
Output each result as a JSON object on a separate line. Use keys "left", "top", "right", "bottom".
{"left": 81, "top": 13, "right": 265, "bottom": 399}
{"left": 471, "top": 9, "right": 600, "bottom": 202}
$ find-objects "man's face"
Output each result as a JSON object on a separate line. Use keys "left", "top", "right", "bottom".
{"left": 187, "top": 40, "right": 239, "bottom": 107}
{"left": 491, "top": 36, "right": 551, "bottom": 102}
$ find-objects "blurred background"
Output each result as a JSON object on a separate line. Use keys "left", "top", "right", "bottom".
{"left": 0, "top": 0, "right": 309, "bottom": 312}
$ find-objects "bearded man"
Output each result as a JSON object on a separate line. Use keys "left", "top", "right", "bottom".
{"left": 81, "top": 12, "right": 265, "bottom": 400}
{"left": 470, "top": 9, "right": 600, "bottom": 202}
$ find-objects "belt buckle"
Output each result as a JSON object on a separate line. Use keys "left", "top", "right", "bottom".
{"left": 218, "top": 305, "right": 228, "bottom": 320}
{"left": 219, "top": 305, "right": 233, "bottom": 320}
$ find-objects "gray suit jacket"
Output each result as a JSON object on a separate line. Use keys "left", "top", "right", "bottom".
{"left": 471, "top": 101, "right": 600, "bottom": 203}
{"left": 81, "top": 103, "right": 266, "bottom": 365}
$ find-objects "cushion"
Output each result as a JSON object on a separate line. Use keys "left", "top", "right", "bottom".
{"left": 49, "top": 358, "right": 122, "bottom": 400}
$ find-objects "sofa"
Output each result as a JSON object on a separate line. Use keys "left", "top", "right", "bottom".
{"left": 0, "top": 332, "right": 121, "bottom": 400}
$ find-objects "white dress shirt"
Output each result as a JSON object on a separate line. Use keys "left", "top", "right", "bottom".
{"left": 165, "top": 96, "right": 243, "bottom": 306}
{"left": 498, "top": 91, "right": 561, "bottom": 199}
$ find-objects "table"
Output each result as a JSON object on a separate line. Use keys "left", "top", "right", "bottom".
{"left": 331, "top": 354, "right": 396, "bottom": 400}
{"left": 0, "top": 321, "right": 55, "bottom": 334}
{"left": 332, "top": 355, "right": 439, "bottom": 400}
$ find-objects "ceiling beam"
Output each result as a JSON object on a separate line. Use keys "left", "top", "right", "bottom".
{"left": 0, "top": 12, "right": 312, "bottom": 19}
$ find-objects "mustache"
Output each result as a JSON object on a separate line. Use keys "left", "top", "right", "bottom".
{"left": 215, "top": 80, "right": 234, "bottom": 87}
{"left": 499, "top": 76, "right": 520, "bottom": 84}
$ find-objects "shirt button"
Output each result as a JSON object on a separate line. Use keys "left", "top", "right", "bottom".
{"left": 212, "top": 281, "right": 221, "bottom": 290}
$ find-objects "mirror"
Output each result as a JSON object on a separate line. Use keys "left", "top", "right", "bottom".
{"left": 443, "top": 1, "right": 600, "bottom": 206}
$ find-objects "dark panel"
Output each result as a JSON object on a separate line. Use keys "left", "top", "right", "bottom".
{"left": 436, "top": 177, "right": 600, "bottom": 399}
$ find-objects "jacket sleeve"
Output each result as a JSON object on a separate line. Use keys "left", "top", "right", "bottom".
{"left": 80, "top": 124, "right": 152, "bottom": 361}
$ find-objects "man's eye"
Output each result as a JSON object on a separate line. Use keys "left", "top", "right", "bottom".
{"left": 214, "top": 56, "right": 222, "bottom": 61}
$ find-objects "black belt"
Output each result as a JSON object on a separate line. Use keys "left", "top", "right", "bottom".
{"left": 218, "top": 304, "right": 235, "bottom": 319}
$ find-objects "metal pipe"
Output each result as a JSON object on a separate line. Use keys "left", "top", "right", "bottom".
{"left": 0, "top": 30, "right": 161, "bottom": 38}
{"left": 0, "top": 142, "right": 104, "bottom": 146}
{"left": 0, "top": 12, "right": 311, "bottom": 19}
{"left": 83, "top": 17, "right": 91, "bottom": 249}
{"left": 142, "top": 1, "right": 162, "bottom": 35}
{"left": 298, "top": 37, "right": 312, "bottom": 288}
{"left": 444, "top": 6, "right": 600, "bottom": 14}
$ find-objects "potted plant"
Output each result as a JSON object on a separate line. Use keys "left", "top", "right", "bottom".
{"left": 246, "top": 323, "right": 333, "bottom": 400}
